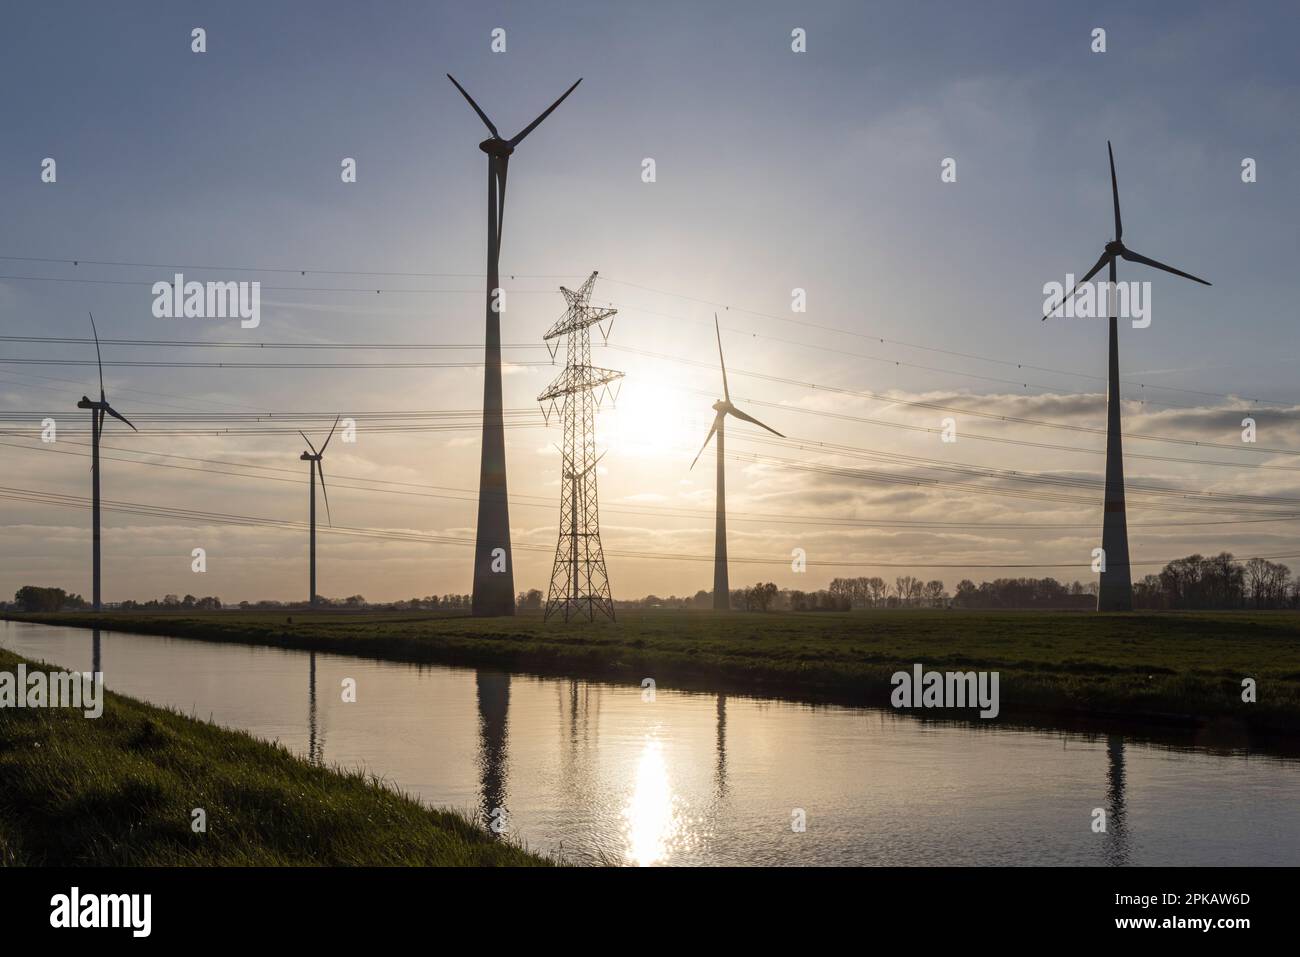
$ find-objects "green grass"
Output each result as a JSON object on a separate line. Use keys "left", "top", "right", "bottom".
{"left": 0, "top": 646, "right": 551, "bottom": 866}
{"left": 6, "top": 608, "right": 1300, "bottom": 732}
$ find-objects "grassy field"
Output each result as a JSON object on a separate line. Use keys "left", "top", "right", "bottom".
{"left": 0, "top": 646, "right": 550, "bottom": 866}
{"left": 6, "top": 608, "right": 1300, "bottom": 734}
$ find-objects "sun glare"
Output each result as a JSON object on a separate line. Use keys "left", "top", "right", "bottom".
{"left": 623, "top": 737, "right": 680, "bottom": 866}
{"left": 603, "top": 379, "right": 697, "bottom": 461}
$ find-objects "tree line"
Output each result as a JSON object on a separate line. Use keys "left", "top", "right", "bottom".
{"left": 618, "top": 553, "right": 1300, "bottom": 611}
{"left": 6, "top": 553, "right": 1297, "bottom": 612}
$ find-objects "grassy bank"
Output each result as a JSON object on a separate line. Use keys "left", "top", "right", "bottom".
{"left": 6, "top": 608, "right": 1300, "bottom": 735}
{"left": 0, "top": 646, "right": 550, "bottom": 866}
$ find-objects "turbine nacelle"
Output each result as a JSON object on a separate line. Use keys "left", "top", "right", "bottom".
{"left": 479, "top": 137, "right": 514, "bottom": 157}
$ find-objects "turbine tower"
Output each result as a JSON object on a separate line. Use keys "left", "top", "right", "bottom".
{"left": 537, "top": 272, "right": 622, "bottom": 622}
{"left": 690, "top": 317, "right": 784, "bottom": 610}
{"left": 299, "top": 416, "right": 340, "bottom": 607}
{"left": 447, "top": 73, "right": 583, "bottom": 617}
{"left": 1043, "top": 142, "right": 1210, "bottom": 611}
{"left": 77, "top": 314, "right": 137, "bottom": 611}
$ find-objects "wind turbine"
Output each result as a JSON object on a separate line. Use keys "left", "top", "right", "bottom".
{"left": 447, "top": 73, "right": 583, "bottom": 617}
{"left": 299, "top": 416, "right": 340, "bottom": 607}
{"left": 77, "top": 314, "right": 137, "bottom": 611}
{"left": 690, "top": 316, "right": 784, "bottom": 610}
{"left": 1042, "top": 141, "right": 1210, "bottom": 611}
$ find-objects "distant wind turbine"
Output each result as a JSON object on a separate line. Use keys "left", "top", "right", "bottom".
{"left": 1042, "top": 142, "right": 1210, "bottom": 611}
{"left": 299, "top": 415, "right": 340, "bottom": 607}
{"left": 691, "top": 316, "right": 784, "bottom": 610}
{"left": 447, "top": 73, "right": 583, "bottom": 617}
{"left": 77, "top": 314, "right": 137, "bottom": 611}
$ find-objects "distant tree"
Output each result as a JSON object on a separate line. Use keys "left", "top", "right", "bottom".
{"left": 894, "top": 576, "right": 923, "bottom": 607}
{"left": 13, "top": 586, "right": 86, "bottom": 612}
{"left": 743, "top": 582, "right": 778, "bottom": 612}
{"left": 863, "top": 577, "right": 888, "bottom": 607}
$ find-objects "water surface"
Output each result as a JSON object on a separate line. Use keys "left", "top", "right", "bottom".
{"left": 2, "top": 620, "right": 1296, "bottom": 866}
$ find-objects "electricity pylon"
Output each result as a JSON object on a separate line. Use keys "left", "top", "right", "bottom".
{"left": 537, "top": 272, "right": 622, "bottom": 622}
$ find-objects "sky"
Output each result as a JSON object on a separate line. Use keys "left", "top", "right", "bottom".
{"left": 1, "top": 0, "right": 1298, "bottom": 604}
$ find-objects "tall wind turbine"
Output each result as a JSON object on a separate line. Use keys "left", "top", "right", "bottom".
{"left": 447, "top": 73, "right": 583, "bottom": 617}
{"left": 299, "top": 416, "right": 340, "bottom": 607}
{"left": 1042, "top": 142, "right": 1210, "bottom": 611}
{"left": 690, "top": 316, "right": 784, "bottom": 610}
{"left": 77, "top": 314, "right": 137, "bottom": 611}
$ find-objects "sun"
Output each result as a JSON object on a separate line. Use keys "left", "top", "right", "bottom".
{"left": 600, "top": 378, "right": 698, "bottom": 461}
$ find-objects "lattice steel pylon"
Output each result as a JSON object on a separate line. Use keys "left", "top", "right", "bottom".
{"left": 537, "top": 271, "right": 623, "bottom": 622}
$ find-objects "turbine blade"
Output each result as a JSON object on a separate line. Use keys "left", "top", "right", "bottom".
{"left": 507, "top": 78, "right": 582, "bottom": 147}
{"left": 316, "top": 460, "right": 333, "bottom": 526}
{"left": 89, "top": 312, "right": 105, "bottom": 400}
{"left": 690, "top": 413, "right": 724, "bottom": 471}
{"left": 727, "top": 405, "right": 784, "bottom": 438}
{"left": 1120, "top": 248, "right": 1212, "bottom": 286}
{"left": 319, "top": 414, "right": 342, "bottom": 454}
{"left": 1042, "top": 251, "right": 1112, "bottom": 320}
{"left": 714, "top": 314, "right": 730, "bottom": 401}
{"left": 299, "top": 430, "right": 319, "bottom": 456}
{"left": 102, "top": 403, "right": 137, "bottom": 432}
{"left": 446, "top": 74, "right": 499, "bottom": 137}
{"left": 1108, "top": 141, "right": 1122, "bottom": 242}
{"left": 576, "top": 451, "right": 607, "bottom": 479}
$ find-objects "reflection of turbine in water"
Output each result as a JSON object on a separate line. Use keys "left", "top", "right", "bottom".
{"left": 91, "top": 628, "right": 101, "bottom": 677}
{"left": 554, "top": 679, "right": 603, "bottom": 857}
{"left": 557, "top": 679, "right": 599, "bottom": 747}
{"left": 624, "top": 738, "right": 679, "bottom": 866}
{"left": 714, "top": 694, "right": 728, "bottom": 799}
{"left": 1104, "top": 734, "right": 1130, "bottom": 866}
{"left": 476, "top": 670, "right": 511, "bottom": 832}
{"left": 306, "top": 652, "right": 325, "bottom": 766}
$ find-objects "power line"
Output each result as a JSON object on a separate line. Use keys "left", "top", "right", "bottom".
{"left": 0, "top": 358, "right": 556, "bottom": 369}
{"left": 5, "top": 384, "right": 1298, "bottom": 473}
{"left": 0, "top": 335, "right": 556, "bottom": 351}
{"left": 0, "top": 273, "right": 563, "bottom": 295}
{"left": 685, "top": 388, "right": 1300, "bottom": 473}
{"left": 7, "top": 483, "right": 1299, "bottom": 571}
{"left": 9, "top": 434, "right": 1293, "bottom": 532}
{"left": 3, "top": 335, "right": 1290, "bottom": 455}
{"left": 5, "top": 426, "right": 1294, "bottom": 527}
{"left": 618, "top": 344, "right": 1300, "bottom": 457}
{"left": 0, "top": 321, "right": 1278, "bottom": 417}
{"left": 4, "top": 252, "right": 1290, "bottom": 408}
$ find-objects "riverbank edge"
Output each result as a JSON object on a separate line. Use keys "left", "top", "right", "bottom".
{"left": 0, "top": 644, "right": 552, "bottom": 866}
{"left": 4, "top": 613, "right": 1295, "bottom": 746}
